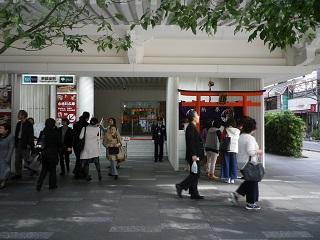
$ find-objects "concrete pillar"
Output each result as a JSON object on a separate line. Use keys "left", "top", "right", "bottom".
{"left": 78, "top": 77, "right": 94, "bottom": 119}
{"left": 166, "top": 77, "right": 179, "bottom": 170}
{"left": 50, "top": 85, "right": 56, "bottom": 119}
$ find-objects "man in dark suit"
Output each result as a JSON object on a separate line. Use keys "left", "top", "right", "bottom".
{"left": 152, "top": 118, "right": 166, "bottom": 162}
{"left": 58, "top": 118, "right": 73, "bottom": 175}
{"left": 13, "top": 110, "right": 34, "bottom": 179}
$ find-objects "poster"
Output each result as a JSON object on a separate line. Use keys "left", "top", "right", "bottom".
{"left": 0, "top": 85, "right": 12, "bottom": 125}
{"left": 56, "top": 94, "right": 77, "bottom": 124}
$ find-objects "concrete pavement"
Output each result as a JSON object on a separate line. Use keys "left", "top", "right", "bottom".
{"left": 0, "top": 151, "right": 320, "bottom": 239}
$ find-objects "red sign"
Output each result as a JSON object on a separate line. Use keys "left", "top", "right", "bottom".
{"left": 56, "top": 94, "right": 77, "bottom": 123}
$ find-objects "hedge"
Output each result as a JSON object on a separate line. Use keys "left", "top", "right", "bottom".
{"left": 265, "top": 111, "right": 304, "bottom": 157}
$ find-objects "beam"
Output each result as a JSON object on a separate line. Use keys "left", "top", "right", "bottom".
{"left": 181, "top": 101, "right": 261, "bottom": 107}
{"left": 179, "top": 90, "right": 265, "bottom": 96}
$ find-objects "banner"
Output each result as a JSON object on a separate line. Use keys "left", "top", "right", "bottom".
{"left": 0, "top": 85, "right": 12, "bottom": 125}
{"left": 56, "top": 93, "right": 77, "bottom": 124}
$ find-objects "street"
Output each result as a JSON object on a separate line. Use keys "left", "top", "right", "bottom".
{"left": 303, "top": 140, "right": 320, "bottom": 152}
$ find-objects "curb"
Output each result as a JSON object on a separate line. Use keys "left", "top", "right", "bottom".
{"left": 302, "top": 148, "right": 320, "bottom": 153}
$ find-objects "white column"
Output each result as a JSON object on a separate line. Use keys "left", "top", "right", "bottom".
{"left": 259, "top": 78, "right": 265, "bottom": 167}
{"left": 50, "top": 85, "right": 56, "bottom": 119}
{"left": 166, "top": 77, "right": 179, "bottom": 171}
{"left": 78, "top": 77, "right": 94, "bottom": 119}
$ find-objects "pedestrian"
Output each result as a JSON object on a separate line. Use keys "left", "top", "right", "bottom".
{"left": 221, "top": 118, "right": 240, "bottom": 184}
{"left": 73, "top": 112, "right": 90, "bottom": 179}
{"left": 58, "top": 118, "right": 73, "bottom": 176}
{"left": 0, "top": 123, "right": 14, "bottom": 189}
{"left": 79, "top": 117, "right": 102, "bottom": 181}
{"left": 13, "top": 110, "right": 34, "bottom": 179}
{"left": 205, "top": 119, "right": 221, "bottom": 180}
{"left": 36, "top": 118, "right": 61, "bottom": 191}
{"left": 104, "top": 125, "right": 122, "bottom": 180}
{"left": 101, "top": 117, "right": 121, "bottom": 168}
{"left": 152, "top": 117, "right": 166, "bottom": 162}
{"left": 175, "top": 109, "right": 204, "bottom": 200}
{"left": 229, "top": 117, "right": 263, "bottom": 210}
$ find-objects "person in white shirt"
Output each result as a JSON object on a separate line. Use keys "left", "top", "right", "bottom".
{"left": 221, "top": 118, "right": 240, "bottom": 184}
{"left": 79, "top": 117, "right": 102, "bottom": 182}
{"left": 228, "top": 117, "right": 263, "bottom": 210}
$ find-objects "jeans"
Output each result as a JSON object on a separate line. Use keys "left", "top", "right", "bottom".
{"left": 221, "top": 152, "right": 238, "bottom": 180}
{"left": 15, "top": 142, "right": 31, "bottom": 176}
{"left": 109, "top": 156, "right": 118, "bottom": 176}
{"left": 59, "top": 151, "right": 70, "bottom": 173}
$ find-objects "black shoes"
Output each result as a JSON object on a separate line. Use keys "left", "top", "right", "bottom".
{"left": 12, "top": 175, "right": 22, "bottom": 180}
{"left": 175, "top": 184, "right": 182, "bottom": 198}
{"left": 49, "top": 186, "right": 57, "bottom": 190}
{"left": 190, "top": 195, "right": 204, "bottom": 200}
{"left": 60, "top": 172, "right": 65, "bottom": 176}
{"left": 114, "top": 175, "right": 118, "bottom": 180}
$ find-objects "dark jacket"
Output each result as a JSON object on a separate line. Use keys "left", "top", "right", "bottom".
{"left": 14, "top": 120, "right": 34, "bottom": 149}
{"left": 38, "top": 127, "right": 61, "bottom": 163}
{"left": 58, "top": 126, "right": 73, "bottom": 149}
{"left": 152, "top": 124, "right": 167, "bottom": 143}
{"left": 73, "top": 118, "right": 89, "bottom": 147}
{"left": 185, "top": 123, "right": 204, "bottom": 164}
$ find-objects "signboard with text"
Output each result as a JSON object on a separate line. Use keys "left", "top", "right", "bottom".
{"left": 0, "top": 85, "right": 12, "bottom": 125}
{"left": 22, "top": 74, "right": 75, "bottom": 85}
{"left": 56, "top": 94, "right": 77, "bottom": 124}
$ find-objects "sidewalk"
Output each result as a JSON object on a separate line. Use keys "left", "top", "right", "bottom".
{"left": 0, "top": 152, "right": 319, "bottom": 239}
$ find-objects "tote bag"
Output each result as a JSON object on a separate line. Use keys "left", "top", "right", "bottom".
{"left": 116, "top": 146, "right": 127, "bottom": 162}
{"left": 240, "top": 157, "right": 265, "bottom": 182}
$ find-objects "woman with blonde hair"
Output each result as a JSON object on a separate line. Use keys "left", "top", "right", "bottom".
{"left": 104, "top": 125, "right": 122, "bottom": 180}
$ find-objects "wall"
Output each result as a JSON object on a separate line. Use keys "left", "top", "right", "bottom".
{"left": 94, "top": 88, "right": 166, "bottom": 129}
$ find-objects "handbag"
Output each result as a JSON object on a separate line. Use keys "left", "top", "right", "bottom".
{"left": 76, "top": 127, "right": 86, "bottom": 153}
{"left": 108, "top": 147, "right": 119, "bottom": 155}
{"left": 116, "top": 145, "right": 127, "bottom": 162}
{"left": 220, "top": 136, "right": 231, "bottom": 152}
{"left": 240, "top": 156, "right": 265, "bottom": 182}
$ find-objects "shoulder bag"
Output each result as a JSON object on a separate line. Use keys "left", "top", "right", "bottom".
{"left": 240, "top": 156, "right": 265, "bottom": 182}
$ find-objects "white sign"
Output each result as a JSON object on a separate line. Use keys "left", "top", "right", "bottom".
{"left": 22, "top": 74, "right": 76, "bottom": 85}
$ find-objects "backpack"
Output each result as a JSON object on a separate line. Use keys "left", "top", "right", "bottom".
{"left": 205, "top": 128, "right": 220, "bottom": 152}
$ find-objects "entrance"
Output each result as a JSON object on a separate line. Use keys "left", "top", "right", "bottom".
{"left": 121, "top": 101, "right": 166, "bottom": 137}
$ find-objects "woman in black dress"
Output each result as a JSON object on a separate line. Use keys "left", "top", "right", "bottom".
{"left": 175, "top": 109, "right": 204, "bottom": 200}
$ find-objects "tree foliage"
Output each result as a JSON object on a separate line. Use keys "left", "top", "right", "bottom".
{"left": 138, "top": 0, "right": 320, "bottom": 51}
{"left": 0, "top": 0, "right": 319, "bottom": 54}
{"left": 265, "top": 111, "right": 305, "bottom": 157}
{"left": 0, "top": 0, "right": 131, "bottom": 54}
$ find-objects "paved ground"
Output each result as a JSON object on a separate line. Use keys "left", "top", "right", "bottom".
{"left": 303, "top": 140, "right": 320, "bottom": 152}
{"left": 1, "top": 150, "right": 320, "bottom": 240}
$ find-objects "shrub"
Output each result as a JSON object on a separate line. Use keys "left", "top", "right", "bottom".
{"left": 311, "top": 129, "right": 320, "bottom": 140}
{"left": 265, "top": 111, "right": 304, "bottom": 157}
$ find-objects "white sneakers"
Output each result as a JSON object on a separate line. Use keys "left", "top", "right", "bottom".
{"left": 225, "top": 178, "right": 235, "bottom": 184}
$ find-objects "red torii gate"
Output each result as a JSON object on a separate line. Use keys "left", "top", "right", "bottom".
{"left": 179, "top": 89, "right": 265, "bottom": 122}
